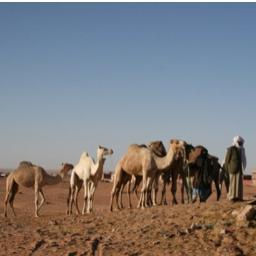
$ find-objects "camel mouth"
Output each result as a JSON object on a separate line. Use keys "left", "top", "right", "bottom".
{"left": 104, "top": 149, "right": 113, "bottom": 156}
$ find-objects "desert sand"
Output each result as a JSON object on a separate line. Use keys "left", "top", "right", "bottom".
{"left": 1, "top": 177, "right": 256, "bottom": 256}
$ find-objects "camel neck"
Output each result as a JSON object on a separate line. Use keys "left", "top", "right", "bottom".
{"left": 91, "top": 156, "right": 105, "bottom": 177}
{"left": 154, "top": 146, "right": 175, "bottom": 171}
{"left": 45, "top": 173, "right": 63, "bottom": 185}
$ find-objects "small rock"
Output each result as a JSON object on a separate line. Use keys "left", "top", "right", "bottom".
{"left": 190, "top": 223, "right": 202, "bottom": 230}
{"left": 203, "top": 223, "right": 214, "bottom": 230}
{"left": 31, "top": 239, "right": 45, "bottom": 252}
{"left": 213, "top": 238, "right": 222, "bottom": 247}
{"left": 152, "top": 240, "right": 160, "bottom": 245}
{"left": 67, "top": 252, "right": 77, "bottom": 256}
{"left": 236, "top": 205, "right": 256, "bottom": 221}
{"left": 220, "top": 229, "right": 227, "bottom": 235}
{"left": 176, "top": 229, "right": 187, "bottom": 236}
{"left": 151, "top": 214, "right": 157, "bottom": 220}
{"left": 49, "top": 220, "right": 58, "bottom": 225}
{"left": 219, "top": 227, "right": 233, "bottom": 235}
{"left": 231, "top": 210, "right": 239, "bottom": 216}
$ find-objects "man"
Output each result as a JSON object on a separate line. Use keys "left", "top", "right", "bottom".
{"left": 224, "top": 136, "right": 247, "bottom": 202}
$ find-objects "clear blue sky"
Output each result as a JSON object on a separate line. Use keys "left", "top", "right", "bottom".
{"left": 0, "top": 3, "right": 255, "bottom": 173}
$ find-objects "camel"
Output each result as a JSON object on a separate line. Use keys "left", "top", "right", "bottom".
{"left": 219, "top": 163, "right": 230, "bottom": 194}
{"left": 67, "top": 145, "right": 113, "bottom": 215}
{"left": 4, "top": 161, "right": 73, "bottom": 217}
{"left": 110, "top": 139, "right": 185, "bottom": 211}
{"left": 183, "top": 144, "right": 221, "bottom": 203}
{"left": 158, "top": 156, "right": 187, "bottom": 205}
{"left": 111, "top": 141, "right": 167, "bottom": 210}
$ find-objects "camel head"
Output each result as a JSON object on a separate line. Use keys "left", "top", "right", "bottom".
{"left": 193, "top": 146, "right": 208, "bottom": 167}
{"left": 59, "top": 163, "right": 74, "bottom": 178}
{"left": 97, "top": 145, "right": 114, "bottom": 160}
{"left": 148, "top": 141, "right": 167, "bottom": 157}
{"left": 185, "top": 145, "right": 208, "bottom": 167}
{"left": 169, "top": 139, "right": 186, "bottom": 160}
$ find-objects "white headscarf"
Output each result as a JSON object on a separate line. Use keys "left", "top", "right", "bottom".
{"left": 232, "top": 135, "right": 247, "bottom": 171}
{"left": 233, "top": 135, "right": 244, "bottom": 147}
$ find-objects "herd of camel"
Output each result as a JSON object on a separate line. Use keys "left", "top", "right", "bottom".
{"left": 4, "top": 139, "right": 224, "bottom": 217}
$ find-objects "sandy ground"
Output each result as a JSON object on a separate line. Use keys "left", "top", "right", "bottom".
{"left": 1, "top": 177, "right": 256, "bottom": 256}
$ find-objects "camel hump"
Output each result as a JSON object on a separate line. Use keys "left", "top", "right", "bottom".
{"left": 128, "top": 144, "right": 146, "bottom": 149}
{"left": 208, "top": 154, "right": 218, "bottom": 161}
{"left": 195, "top": 145, "right": 208, "bottom": 154}
{"left": 18, "top": 161, "right": 34, "bottom": 168}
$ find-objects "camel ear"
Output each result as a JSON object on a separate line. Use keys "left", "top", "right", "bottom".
{"left": 61, "top": 162, "right": 64, "bottom": 166}
{"left": 98, "top": 145, "right": 102, "bottom": 149}
{"left": 170, "top": 139, "right": 174, "bottom": 144}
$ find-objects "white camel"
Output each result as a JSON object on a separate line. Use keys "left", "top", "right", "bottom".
{"left": 67, "top": 146, "right": 113, "bottom": 215}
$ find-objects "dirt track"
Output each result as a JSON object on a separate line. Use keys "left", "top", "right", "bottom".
{"left": 1, "top": 177, "right": 256, "bottom": 256}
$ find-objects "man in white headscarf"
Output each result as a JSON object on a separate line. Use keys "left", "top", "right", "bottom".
{"left": 224, "top": 136, "right": 247, "bottom": 202}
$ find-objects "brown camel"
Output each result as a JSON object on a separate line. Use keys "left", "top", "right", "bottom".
{"left": 183, "top": 144, "right": 221, "bottom": 203}
{"left": 112, "top": 141, "right": 167, "bottom": 210}
{"left": 4, "top": 161, "right": 73, "bottom": 217}
{"left": 110, "top": 139, "right": 185, "bottom": 211}
{"left": 158, "top": 156, "right": 186, "bottom": 205}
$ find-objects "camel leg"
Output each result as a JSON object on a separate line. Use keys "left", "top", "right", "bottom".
{"left": 160, "top": 180, "right": 167, "bottom": 205}
{"left": 34, "top": 184, "right": 40, "bottom": 217}
{"left": 69, "top": 186, "right": 76, "bottom": 215}
{"left": 214, "top": 178, "right": 221, "bottom": 201}
{"left": 110, "top": 182, "right": 119, "bottom": 212}
{"left": 119, "top": 183, "right": 125, "bottom": 209}
{"left": 115, "top": 185, "right": 122, "bottom": 210}
{"left": 5, "top": 181, "right": 19, "bottom": 217}
{"left": 88, "top": 184, "right": 96, "bottom": 213}
{"left": 145, "top": 176, "right": 154, "bottom": 208}
{"left": 185, "top": 169, "right": 193, "bottom": 203}
{"left": 82, "top": 181, "right": 88, "bottom": 215}
{"left": 67, "top": 171, "right": 76, "bottom": 215}
{"left": 127, "top": 180, "right": 132, "bottom": 209}
{"left": 180, "top": 175, "right": 185, "bottom": 204}
{"left": 184, "top": 177, "right": 192, "bottom": 203}
{"left": 152, "top": 173, "right": 160, "bottom": 206}
{"left": 132, "top": 175, "right": 142, "bottom": 201}
{"left": 4, "top": 178, "right": 13, "bottom": 217}
{"left": 4, "top": 191, "right": 10, "bottom": 217}
{"left": 138, "top": 173, "right": 147, "bottom": 209}
{"left": 171, "top": 169, "right": 178, "bottom": 205}
{"left": 110, "top": 164, "right": 123, "bottom": 211}
{"left": 74, "top": 184, "right": 82, "bottom": 215}
{"left": 37, "top": 189, "right": 45, "bottom": 213}
{"left": 66, "top": 186, "right": 72, "bottom": 215}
